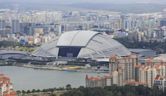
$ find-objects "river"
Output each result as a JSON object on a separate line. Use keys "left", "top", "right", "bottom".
{"left": 0, "top": 66, "right": 106, "bottom": 90}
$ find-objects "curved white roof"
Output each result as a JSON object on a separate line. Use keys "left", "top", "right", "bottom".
{"left": 33, "top": 30, "right": 131, "bottom": 58}
{"left": 78, "top": 34, "right": 130, "bottom": 58}
{"left": 57, "top": 31, "right": 100, "bottom": 47}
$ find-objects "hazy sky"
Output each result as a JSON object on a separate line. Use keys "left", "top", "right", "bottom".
{"left": 0, "top": 0, "right": 165, "bottom": 4}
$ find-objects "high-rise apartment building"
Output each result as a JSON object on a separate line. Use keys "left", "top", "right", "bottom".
{"left": 0, "top": 20, "right": 6, "bottom": 35}
{"left": 0, "top": 20, "right": 6, "bottom": 30}
{"left": 136, "top": 59, "right": 166, "bottom": 88}
{"left": 109, "top": 54, "right": 138, "bottom": 82}
{"left": 12, "top": 20, "right": 20, "bottom": 33}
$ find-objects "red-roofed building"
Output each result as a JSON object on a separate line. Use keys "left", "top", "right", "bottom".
{"left": 85, "top": 75, "right": 109, "bottom": 88}
{"left": 0, "top": 74, "right": 16, "bottom": 96}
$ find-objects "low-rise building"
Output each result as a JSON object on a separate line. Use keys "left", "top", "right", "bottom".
{"left": 85, "top": 75, "right": 109, "bottom": 88}
{"left": 154, "top": 75, "right": 166, "bottom": 91}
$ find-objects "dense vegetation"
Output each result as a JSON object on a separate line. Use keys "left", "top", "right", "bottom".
{"left": 0, "top": 40, "right": 19, "bottom": 48}
{"left": 115, "top": 38, "right": 166, "bottom": 53}
{"left": 61, "top": 85, "right": 166, "bottom": 96}
{"left": 16, "top": 84, "right": 71, "bottom": 96}
{"left": 17, "top": 85, "right": 166, "bottom": 96}
{"left": 0, "top": 40, "right": 35, "bottom": 52}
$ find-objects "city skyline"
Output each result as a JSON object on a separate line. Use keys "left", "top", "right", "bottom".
{"left": 0, "top": 0, "right": 166, "bottom": 96}
{"left": 0, "top": 0, "right": 166, "bottom": 4}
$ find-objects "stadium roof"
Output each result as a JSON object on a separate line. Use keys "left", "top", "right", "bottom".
{"left": 57, "top": 31, "right": 100, "bottom": 47}
{"left": 33, "top": 30, "right": 131, "bottom": 59}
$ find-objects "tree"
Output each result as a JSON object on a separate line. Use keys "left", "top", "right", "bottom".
{"left": 22, "top": 90, "right": 26, "bottom": 94}
{"left": 66, "top": 84, "right": 72, "bottom": 90}
{"left": 27, "top": 90, "right": 31, "bottom": 93}
{"left": 32, "top": 89, "right": 36, "bottom": 93}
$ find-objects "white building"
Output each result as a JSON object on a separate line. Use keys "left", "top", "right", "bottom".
{"left": 154, "top": 75, "right": 166, "bottom": 91}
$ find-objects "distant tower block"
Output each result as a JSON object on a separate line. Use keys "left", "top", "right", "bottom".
{"left": 58, "top": 24, "right": 62, "bottom": 35}
{"left": 12, "top": 19, "right": 20, "bottom": 33}
{"left": 55, "top": 23, "right": 62, "bottom": 36}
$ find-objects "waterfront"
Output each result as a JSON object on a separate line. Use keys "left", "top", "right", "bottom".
{"left": 0, "top": 66, "right": 105, "bottom": 91}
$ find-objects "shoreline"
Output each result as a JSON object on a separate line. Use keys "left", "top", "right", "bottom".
{"left": 1, "top": 65, "right": 108, "bottom": 91}
{"left": 14, "top": 64, "right": 109, "bottom": 73}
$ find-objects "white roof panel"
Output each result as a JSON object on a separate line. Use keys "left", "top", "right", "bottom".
{"left": 57, "top": 31, "right": 99, "bottom": 47}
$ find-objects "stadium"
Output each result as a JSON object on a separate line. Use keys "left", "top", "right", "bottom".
{"left": 33, "top": 30, "right": 131, "bottom": 59}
